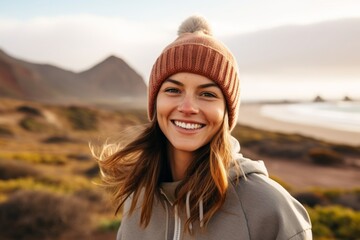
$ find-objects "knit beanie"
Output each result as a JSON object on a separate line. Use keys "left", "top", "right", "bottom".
{"left": 148, "top": 15, "right": 240, "bottom": 130}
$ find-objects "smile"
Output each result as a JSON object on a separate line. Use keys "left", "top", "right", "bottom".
{"left": 172, "top": 120, "right": 205, "bottom": 130}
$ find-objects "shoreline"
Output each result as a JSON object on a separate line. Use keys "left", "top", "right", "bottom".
{"left": 238, "top": 103, "right": 360, "bottom": 146}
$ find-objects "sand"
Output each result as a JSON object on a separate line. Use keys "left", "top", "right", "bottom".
{"left": 238, "top": 103, "right": 360, "bottom": 146}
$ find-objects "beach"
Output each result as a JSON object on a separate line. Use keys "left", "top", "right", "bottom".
{"left": 238, "top": 103, "right": 360, "bottom": 146}
{"left": 237, "top": 102, "right": 360, "bottom": 191}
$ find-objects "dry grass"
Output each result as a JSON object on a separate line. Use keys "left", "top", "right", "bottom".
{"left": 0, "top": 190, "right": 92, "bottom": 240}
{"left": 0, "top": 160, "right": 40, "bottom": 180}
{"left": 0, "top": 97, "right": 359, "bottom": 239}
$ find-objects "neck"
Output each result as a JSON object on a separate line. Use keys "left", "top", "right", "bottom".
{"left": 167, "top": 144, "right": 194, "bottom": 181}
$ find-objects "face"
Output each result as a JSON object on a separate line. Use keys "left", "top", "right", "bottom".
{"left": 156, "top": 72, "right": 226, "bottom": 155}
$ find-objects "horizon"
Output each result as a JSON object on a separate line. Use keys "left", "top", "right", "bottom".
{"left": 0, "top": 1, "right": 360, "bottom": 101}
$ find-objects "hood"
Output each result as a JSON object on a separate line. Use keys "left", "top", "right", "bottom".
{"left": 160, "top": 136, "right": 268, "bottom": 202}
{"left": 228, "top": 136, "right": 268, "bottom": 181}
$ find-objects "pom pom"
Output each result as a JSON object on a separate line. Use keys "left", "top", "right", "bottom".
{"left": 177, "top": 15, "right": 212, "bottom": 36}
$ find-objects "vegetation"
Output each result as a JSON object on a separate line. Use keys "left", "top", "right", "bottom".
{"left": 0, "top": 124, "right": 13, "bottom": 137}
{"left": 64, "top": 106, "right": 98, "bottom": 130}
{"left": 308, "top": 148, "right": 345, "bottom": 166}
{"left": 0, "top": 152, "right": 66, "bottom": 165}
{"left": 297, "top": 188, "right": 358, "bottom": 206}
{"left": 232, "top": 124, "right": 360, "bottom": 168}
{"left": 0, "top": 190, "right": 92, "bottom": 240}
{"left": 0, "top": 160, "right": 40, "bottom": 180}
{"left": 98, "top": 219, "right": 121, "bottom": 232}
{"left": 308, "top": 205, "right": 360, "bottom": 239}
{"left": 0, "top": 99, "right": 359, "bottom": 239}
{"left": 16, "top": 105, "right": 42, "bottom": 116}
{"left": 0, "top": 175, "right": 93, "bottom": 194}
{"left": 42, "top": 135, "right": 80, "bottom": 144}
{"left": 19, "top": 116, "right": 52, "bottom": 132}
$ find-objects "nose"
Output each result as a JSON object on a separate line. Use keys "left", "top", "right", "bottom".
{"left": 177, "top": 94, "right": 199, "bottom": 114}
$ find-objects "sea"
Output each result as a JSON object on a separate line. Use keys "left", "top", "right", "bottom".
{"left": 239, "top": 77, "right": 360, "bottom": 133}
{"left": 260, "top": 101, "right": 360, "bottom": 133}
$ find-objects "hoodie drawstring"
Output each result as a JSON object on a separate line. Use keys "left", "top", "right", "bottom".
{"left": 164, "top": 202, "right": 169, "bottom": 240}
{"left": 162, "top": 189, "right": 205, "bottom": 239}
{"left": 199, "top": 198, "right": 204, "bottom": 228}
{"left": 185, "top": 191, "right": 204, "bottom": 230}
{"left": 186, "top": 191, "right": 193, "bottom": 231}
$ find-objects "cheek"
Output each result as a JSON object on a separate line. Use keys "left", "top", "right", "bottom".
{"left": 156, "top": 96, "right": 167, "bottom": 117}
{"left": 204, "top": 104, "right": 226, "bottom": 124}
{"left": 156, "top": 95, "right": 174, "bottom": 124}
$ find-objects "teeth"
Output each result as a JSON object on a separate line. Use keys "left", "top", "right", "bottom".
{"left": 174, "top": 121, "right": 203, "bottom": 130}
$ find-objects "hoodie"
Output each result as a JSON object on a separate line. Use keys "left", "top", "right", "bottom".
{"left": 117, "top": 137, "right": 312, "bottom": 240}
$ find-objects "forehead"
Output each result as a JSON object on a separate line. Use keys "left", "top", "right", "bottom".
{"left": 164, "top": 72, "right": 218, "bottom": 87}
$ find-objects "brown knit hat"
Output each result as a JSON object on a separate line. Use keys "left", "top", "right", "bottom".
{"left": 148, "top": 15, "right": 240, "bottom": 130}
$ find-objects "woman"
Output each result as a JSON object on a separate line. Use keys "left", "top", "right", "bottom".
{"left": 94, "top": 16, "right": 312, "bottom": 240}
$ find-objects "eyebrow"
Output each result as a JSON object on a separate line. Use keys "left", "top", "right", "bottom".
{"left": 164, "top": 78, "right": 220, "bottom": 89}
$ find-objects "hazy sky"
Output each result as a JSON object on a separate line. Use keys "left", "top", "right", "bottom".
{"left": 0, "top": 0, "right": 360, "bottom": 80}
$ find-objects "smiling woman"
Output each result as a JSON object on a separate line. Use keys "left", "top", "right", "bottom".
{"left": 92, "top": 15, "right": 312, "bottom": 240}
{"left": 156, "top": 73, "right": 226, "bottom": 181}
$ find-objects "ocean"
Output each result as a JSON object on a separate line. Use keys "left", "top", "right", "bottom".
{"left": 260, "top": 101, "right": 360, "bottom": 133}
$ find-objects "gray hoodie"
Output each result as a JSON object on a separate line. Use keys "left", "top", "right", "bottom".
{"left": 117, "top": 138, "right": 312, "bottom": 240}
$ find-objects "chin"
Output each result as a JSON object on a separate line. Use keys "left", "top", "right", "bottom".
{"left": 173, "top": 145, "right": 197, "bottom": 153}
{"left": 171, "top": 141, "right": 204, "bottom": 153}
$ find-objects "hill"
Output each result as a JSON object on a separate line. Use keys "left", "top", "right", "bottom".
{"left": 0, "top": 49, "right": 147, "bottom": 105}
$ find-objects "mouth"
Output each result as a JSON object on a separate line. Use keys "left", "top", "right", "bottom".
{"left": 172, "top": 120, "right": 205, "bottom": 130}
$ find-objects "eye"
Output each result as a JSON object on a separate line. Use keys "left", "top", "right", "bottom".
{"left": 164, "top": 88, "right": 181, "bottom": 94}
{"left": 200, "top": 91, "right": 217, "bottom": 98}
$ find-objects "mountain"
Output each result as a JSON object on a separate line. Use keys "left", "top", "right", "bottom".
{"left": 0, "top": 49, "right": 147, "bottom": 104}
{"left": 78, "top": 56, "right": 145, "bottom": 100}
{"left": 224, "top": 18, "right": 360, "bottom": 77}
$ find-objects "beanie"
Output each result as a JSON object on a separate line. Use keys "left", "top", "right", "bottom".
{"left": 148, "top": 15, "right": 240, "bottom": 130}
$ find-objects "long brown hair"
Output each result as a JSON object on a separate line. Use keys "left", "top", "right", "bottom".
{"left": 91, "top": 114, "right": 236, "bottom": 231}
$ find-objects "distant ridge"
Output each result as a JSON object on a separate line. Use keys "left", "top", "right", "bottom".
{"left": 0, "top": 49, "right": 147, "bottom": 105}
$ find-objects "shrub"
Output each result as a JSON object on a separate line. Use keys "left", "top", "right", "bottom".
{"left": 65, "top": 106, "right": 97, "bottom": 130}
{"left": 67, "top": 153, "right": 91, "bottom": 161}
{"left": 19, "top": 117, "right": 50, "bottom": 132}
{"left": 331, "top": 144, "right": 360, "bottom": 155}
{"left": 74, "top": 188, "right": 111, "bottom": 213}
{"left": 98, "top": 219, "right": 121, "bottom": 232}
{"left": 308, "top": 148, "right": 344, "bottom": 166}
{"left": 0, "top": 160, "right": 40, "bottom": 180}
{"left": 257, "top": 141, "right": 305, "bottom": 159}
{"left": 84, "top": 164, "right": 100, "bottom": 178}
{"left": 42, "top": 135, "right": 79, "bottom": 144}
{"left": 319, "top": 189, "right": 360, "bottom": 211}
{"left": 0, "top": 175, "right": 94, "bottom": 194}
{"left": 0, "top": 125, "right": 13, "bottom": 137}
{"left": 0, "top": 152, "right": 66, "bottom": 165}
{"left": 16, "top": 105, "right": 42, "bottom": 116}
{"left": 294, "top": 192, "right": 327, "bottom": 207}
{"left": 308, "top": 205, "right": 360, "bottom": 239}
{"left": 0, "top": 177, "right": 55, "bottom": 194}
{"left": 0, "top": 190, "right": 91, "bottom": 240}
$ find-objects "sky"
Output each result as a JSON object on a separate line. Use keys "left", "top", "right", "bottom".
{"left": 0, "top": 0, "right": 360, "bottom": 100}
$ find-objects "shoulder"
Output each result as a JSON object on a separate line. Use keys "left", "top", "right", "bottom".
{"left": 230, "top": 173, "right": 312, "bottom": 239}
{"left": 236, "top": 173, "right": 294, "bottom": 205}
